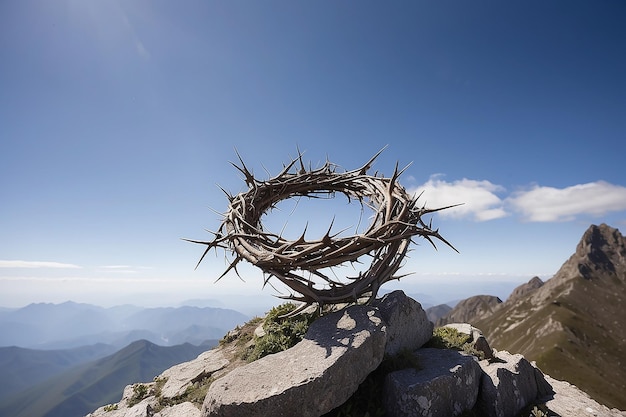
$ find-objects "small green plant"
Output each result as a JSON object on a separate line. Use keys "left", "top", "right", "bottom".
{"left": 427, "top": 327, "right": 471, "bottom": 349}
{"left": 244, "top": 303, "right": 320, "bottom": 362}
{"left": 103, "top": 404, "right": 118, "bottom": 412}
{"left": 514, "top": 403, "right": 553, "bottom": 417}
{"left": 126, "top": 383, "right": 149, "bottom": 407}
{"left": 530, "top": 405, "right": 550, "bottom": 417}
{"left": 181, "top": 377, "right": 215, "bottom": 405}
{"left": 426, "top": 327, "right": 484, "bottom": 359}
{"left": 151, "top": 376, "right": 166, "bottom": 395}
{"left": 152, "top": 375, "right": 215, "bottom": 412}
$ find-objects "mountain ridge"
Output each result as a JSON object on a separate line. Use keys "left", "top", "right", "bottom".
{"left": 474, "top": 223, "right": 626, "bottom": 410}
{"left": 0, "top": 343, "right": 116, "bottom": 403}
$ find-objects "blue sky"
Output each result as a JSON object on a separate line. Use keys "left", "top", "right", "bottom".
{"left": 1, "top": 1, "right": 625, "bottom": 313}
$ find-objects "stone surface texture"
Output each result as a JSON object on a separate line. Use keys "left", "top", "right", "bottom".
{"left": 155, "top": 402, "right": 202, "bottom": 417}
{"left": 383, "top": 348, "right": 482, "bottom": 417}
{"left": 542, "top": 375, "right": 626, "bottom": 417}
{"left": 202, "top": 305, "right": 387, "bottom": 417}
{"left": 372, "top": 290, "right": 433, "bottom": 356}
{"left": 476, "top": 349, "right": 552, "bottom": 417}
{"left": 87, "top": 397, "right": 157, "bottom": 417}
{"left": 160, "top": 349, "right": 229, "bottom": 398}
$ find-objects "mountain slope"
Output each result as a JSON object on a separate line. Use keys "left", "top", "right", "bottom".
{"left": 425, "top": 304, "right": 452, "bottom": 323}
{"left": 0, "top": 343, "right": 116, "bottom": 402}
{"left": 0, "top": 340, "right": 216, "bottom": 417}
{"left": 475, "top": 223, "right": 626, "bottom": 410}
{"left": 436, "top": 294, "right": 502, "bottom": 326}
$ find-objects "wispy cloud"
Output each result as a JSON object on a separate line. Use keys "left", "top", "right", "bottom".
{"left": 410, "top": 176, "right": 626, "bottom": 223}
{"left": 99, "top": 265, "right": 133, "bottom": 269}
{"left": 0, "top": 260, "right": 82, "bottom": 269}
{"left": 508, "top": 181, "right": 626, "bottom": 222}
{"left": 409, "top": 175, "right": 507, "bottom": 221}
{"left": 97, "top": 265, "right": 153, "bottom": 274}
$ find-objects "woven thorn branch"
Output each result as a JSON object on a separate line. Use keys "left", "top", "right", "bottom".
{"left": 186, "top": 148, "right": 459, "bottom": 314}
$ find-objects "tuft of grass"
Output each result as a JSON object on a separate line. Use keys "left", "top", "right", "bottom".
{"left": 426, "top": 327, "right": 484, "bottom": 359}
{"left": 219, "top": 317, "right": 263, "bottom": 346}
{"left": 243, "top": 303, "right": 319, "bottom": 362}
{"left": 126, "top": 383, "right": 149, "bottom": 407}
{"left": 103, "top": 404, "right": 118, "bottom": 412}
{"left": 513, "top": 403, "right": 556, "bottom": 417}
{"left": 152, "top": 375, "right": 214, "bottom": 412}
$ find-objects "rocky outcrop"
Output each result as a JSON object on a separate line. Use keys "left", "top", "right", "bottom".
{"left": 384, "top": 348, "right": 482, "bottom": 416}
{"left": 372, "top": 290, "right": 433, "bottom": 356}
{"left": 476, "top": 350, "right": 553, "bottom": 417}
{"left": 444, "top": 322, "right": 494, "bottom": 360}
{"left": 543, "top": 375, "right": 626, "bottom": 417}
{"left": 203, "top": 306, "right": 387, "bottom": 417}
{"left": 574, "top": 223, "right": 626, "bottom": 281}
{"left": 86, "top": 290, "right": 625, "bottom": 417}
{"left": 475, "top": 224, "right": 626, "bottom": 410}
{"left": 160, "top": 349, "right": 229, "bottom": 398}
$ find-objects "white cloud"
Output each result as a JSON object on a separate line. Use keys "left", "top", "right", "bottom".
{"left": 409, "top": 175, "right": 508, "bottom": 221}
{"left": 408, "top": 176, "right": 626, "bottom": 223}
{"left": 0, "top": 260, "right": 82, "bottom": 269}
{"left": 99, "top": 265, "right": 132, "bottom": 269}
{"left": 508, "top": 181, "right": 626, "bottom": 222}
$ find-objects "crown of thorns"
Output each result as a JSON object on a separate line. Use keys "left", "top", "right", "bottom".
{"left": 188, "top": 148, "right": 457, "bottom": 314}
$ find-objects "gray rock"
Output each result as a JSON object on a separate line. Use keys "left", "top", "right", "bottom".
{"left": 160, "top": 349, "right": 229, "bottom": 398}
{"left": 373, "top": 290, "right": 434, "bottom": 355}
{"left": 543, "top": 375, "right": 626, "bottom": 417}
{"left": 383, "top": 348, "right": 482, "bottom": 417}
{"left": 444, "top": 322, "right": 494, "bottom": 359}
{"left": 202, "top": 305, "right": 386, "bottom": 417}
{"left": 87, "top": 396, "right": 158, "bottom": 417}
{"left": 154, "top": 402, "right": 202, "bottom": 417}
{"left": 476, "top": 350, "right": 552, "bottom": 417}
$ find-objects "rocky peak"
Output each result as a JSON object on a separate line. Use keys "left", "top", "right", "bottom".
{"left": 507, "top": 276, "right": 544, "bottom": 302}
{"left": 474, "top": 223, "right": 626, "bottom": 410}
{"left": 574, "top": 224, "right": 626, "bottom": 280}
{"left": 436, "top": 295, "right": 502, "bottom": 326}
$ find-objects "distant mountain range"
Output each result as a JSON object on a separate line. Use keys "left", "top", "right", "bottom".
{"left": 0, "top": 302, "right": 249, "bottom": 349}
{"left": 0, "top": 343, "right": 116, "bottom": 402}
{"left": 0, "top": 302, "right": 249, "bottom": 416}
{"left": 0, "top": 339, "right": 214, "bottom": 417}
{"left": 431, "top": 223, "right": 626, "bottom": 410}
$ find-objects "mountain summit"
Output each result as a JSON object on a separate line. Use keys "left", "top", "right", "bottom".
{"left": 568, "top": 223, "right": 626, "bottom": 281}
{"left": 475, "top": 223, "right": 626, "bottom": 410}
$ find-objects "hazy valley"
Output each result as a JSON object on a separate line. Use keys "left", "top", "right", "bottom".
{"left": 0, "top": 303, "right": 249, "bottom": 417}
